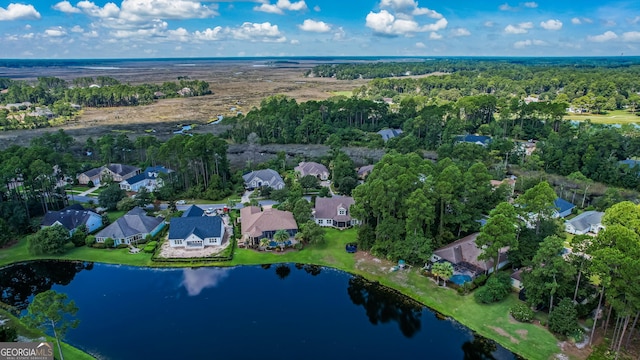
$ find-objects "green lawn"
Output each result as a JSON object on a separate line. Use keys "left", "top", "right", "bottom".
{"left": 106, "top": 210, "right": 126, "bottom": 223}
{"left": 563, "top": 109, "right": 640, "bottom": 124}
{"left": 0, "top": 309, "right": 93, "bottom": 360}
{"left": 0, "top": 228, "right": 561, "bottom": 360}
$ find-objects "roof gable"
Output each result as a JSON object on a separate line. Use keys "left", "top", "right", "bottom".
{"left": 242, "top": 169, "right": 284, "bottom": 188}
{"left": 566, "top": 211, "right": 604, "bottom": 232}
{"left": 554, "top": 198, "right": 575, "bottom": 213}
{"left": 95, "top": 207, "right": 162, "bottom": 239}
{"left": 241, "top": 206, "right": 297, "bottom": 237}
{"left": 295, "top": 162, "right": 328, "bottom": 177}
{"left": 314, "top": 196, "right": 355, "bottom": 221}
{"left": 41, "top": 205, "right": 99, "bottom": 231}
{"left": 169, "top": 216, "right": 223, "bottom": 239}
{"left": 182, "top": 205, "right": 205, "bottom": 217}
{"left": 433, "top": 233, "right": 507, "bottom": 272}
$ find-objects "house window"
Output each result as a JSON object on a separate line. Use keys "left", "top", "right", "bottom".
{"left": 175, "top": 239, "right": 183, "bottom": 245}
{"left": 338, "top": 208, "right": 346, "bottom": 216}
{"left": 318, "top": 219, "right": 323, "bottom": 224}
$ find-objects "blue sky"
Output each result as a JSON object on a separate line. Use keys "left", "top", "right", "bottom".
{"left": 0, "top": 0, "right": 640, "bottom": 58}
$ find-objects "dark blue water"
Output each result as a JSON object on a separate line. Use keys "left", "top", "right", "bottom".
{"left": 1, "top": 262, "right": 516, "bottom": 360}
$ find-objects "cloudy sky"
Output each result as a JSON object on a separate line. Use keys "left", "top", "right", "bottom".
{"left": 1, "top": 0, "right": 640, "bottom": 58}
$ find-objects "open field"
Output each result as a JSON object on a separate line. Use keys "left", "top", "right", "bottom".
{"left": 563, "top": 109, "right": 640, "bottom": 124}
{"left": 0, "top": 62, "right": 367, "bottom": 148}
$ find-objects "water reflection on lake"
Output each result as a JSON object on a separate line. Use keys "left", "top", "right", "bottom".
{"left": 180, "top": 267, "right": 230, "bottom": 296}
{"left": 0, "top": 262, "right": 517, "bottom": 360}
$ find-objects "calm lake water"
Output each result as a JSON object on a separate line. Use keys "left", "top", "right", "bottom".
{"left": 1, "top": 262, "right": 517, "bottom": 360}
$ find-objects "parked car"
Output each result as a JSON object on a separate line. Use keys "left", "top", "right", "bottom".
{"left": 176, "top": 200, "right": 186, "bottom": 205}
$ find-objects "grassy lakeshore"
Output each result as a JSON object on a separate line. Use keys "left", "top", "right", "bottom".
{"left": 0, "top": 308, "right": 94, "bottom": 360}
{"left": 0, "top": 228, "right": 561, "bottom": 360}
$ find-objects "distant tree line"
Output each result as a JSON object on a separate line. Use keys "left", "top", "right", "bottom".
{"left": 0, "top": 76, "right": 211, "bottom": 108}
{"left": 309, "top": 59, "right": 640, "bottom": 111}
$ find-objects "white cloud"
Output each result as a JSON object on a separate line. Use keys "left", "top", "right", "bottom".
{"left": 298, "top": 19, "right": 331, "bottom": 33}
{"left": 0, "top": 3, "right": 41, "bottom": 21}
{"left": 83, "top": 30, "right": 98, "bottom": 37}
{"left": 76, "top": 1, "right": 120, "bottom": 19}
{"left": 415, "top": 41, "right": 425, "bottom": 48}
{"left": 572, "top": 17, "right": 592, "bottom": 25}
{"left": 587, "top": 31, "right": 618, "bottom": 42}
{"left": 71, "top": 25, "right": 84, "bottom": 33}
{"left": 631, "top": 16, "right": 640, "bottom": 25}
{"left": 22, "top": 32, "right": 34, "bottom": 39}
{"left": 333, "top": 27, "right": 346, "bottom": 40}
{"left": 194, "top": 26, "right": 224, "bottom": 40}
{"left": 523, "top": 2, "right": 538, "bottom": 8}
{"left": 44, "top": 27, "right": 67, "bottom": 37}
{"left": 603, "top": 20, "right": 616, "bottom": 27}
{"left": 513, "top": 39, "right": 545, "bottom": 48}
{"left": 53, "top": 1, "right": 81, "bottom": 14}
{"left": 379, "top": 0, "right": 443, "bottom": 19}
{"left": 499, "top": 3, "right": 513, "bottom": 11}
{"left": 119, "top": 0, "right": 218, "bottom": 22}
{"left": 484, "top": 21, "right": 495, "bottom": 27}
{"left": 451, "top": 27, "right": 470, "bottom": 37}
{"left": 429, "top": 31, "right": 442, "bottom": 40}
{"left": 540, "top": 19, "right": 562, "bottom": 30}
{"left": 366, "top": 9, "right": 447, "bottom": 36}
{"left": 229, "top": 22, "right": 286, "bottom": 42}
{"left": 504, "top": 22, "right": 533, "bottom": 34}
{"left": 290, "top": 39, "right": 299, "bottom": 44}
{"left": 622, "top": 31, "right": 640, "bottom": 42}
{"left": 313, "top": 5, "right": 320, "bottom": 12}
{"left": 254, "top": 0, "right": 307, "bottom": 14}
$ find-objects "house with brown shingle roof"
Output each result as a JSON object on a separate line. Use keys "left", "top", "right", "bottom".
{"left": 313, "top": 196, "right": 359, "bottom": 229}
{"left": 430, "top": 232, "right": 509, "bottom": 276}
{"left": 240, "top": 206, "right": 298, "bottom": 246}
{"left": 357, "top": 165, "right": 374, "bottom": 180}
{"left": 294, "top": 161, "right": 329, "bottom": 180}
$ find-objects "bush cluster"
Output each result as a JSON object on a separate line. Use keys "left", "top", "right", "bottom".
{"left": 473, "top": 272, "right": 512, "bottom": 304}
{"left": 510, "top": 302, "right": 534, "bottom": 322}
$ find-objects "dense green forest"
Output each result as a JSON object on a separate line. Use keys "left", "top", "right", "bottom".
{"left": 0, "top": 76, "right": 211, "bottom": 107}
{"left": 0, "top": 130, "right": 233, "bottom": 243}
{"left": 226, "top": 93, "right": 640, "bottom": 192}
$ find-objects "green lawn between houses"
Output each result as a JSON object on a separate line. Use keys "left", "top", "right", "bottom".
{"left": 0, "top": 228, "right": 560, "bottom": 360}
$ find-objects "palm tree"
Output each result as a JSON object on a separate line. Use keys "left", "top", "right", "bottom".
{"left": 274, "top": 229, "right": 289, "bottom": 250}
{"left": 439, "top": 262, "right": 454, "bottom": 287}
{"left": 432, "top": 262, "right": 454, "bottom": 287}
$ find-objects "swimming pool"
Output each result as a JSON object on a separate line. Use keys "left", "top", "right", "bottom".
{"left": 450, "top": 274, "right": 473, "bottom": 285}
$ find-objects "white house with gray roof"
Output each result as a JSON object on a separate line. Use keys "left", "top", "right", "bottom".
{"left": 565, "top": 211, "right": 605, "bottom": 235}
{"left": 168, "top": 216, "right": 225, "bottom": 249}
{"left": 313, "top": 196, "right": 359, "bottom": 229}
{"left": 242, "top": 169, "right": 285, "bottom": 190}
{"left": 95, "top": 207, "right": 165, "bottom": 246}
